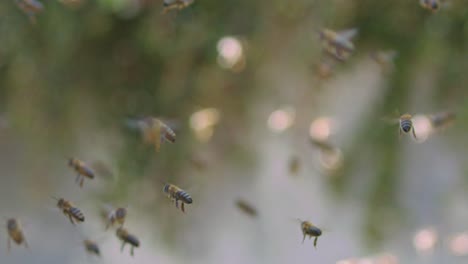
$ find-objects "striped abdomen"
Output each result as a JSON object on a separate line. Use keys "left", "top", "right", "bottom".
{"left": 305, "top": 226, "right": 322, "bottom": 237}
{"left": 124, "top": 234, "right": 140, "bottom": 247}
{"left": 161, "top": 124, "right": 176, "bottom": 143}
{"left": 176, "top": 190, "right": 193, "bottom": 204}
{"left": 69, "top": 207, "right": 85, "bottom": 222}
{"left": 77, "top": 165, "right": 95, "bottom": 179}
{"left": 400, "top": 119, "right": 413, "bottom": 133}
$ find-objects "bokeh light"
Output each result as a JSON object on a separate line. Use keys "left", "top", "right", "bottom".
{"left": 190, "top": 108, "right": 221, "bottom": 142}
{"left": 309, "top": 117, "right": 336, "bottom": 141}
{"left": 412, "top": 115, "right": 432, "bottom": 143}
{"left": 413, "top": 227, "right": 438, "bottom": 254}
{"left": 448, "top": 232, "right": 468, "bottom": 256}
{"left": 217, "top": 36, "right": 245, "bottom": 72}
{"left": 267, "top": 107, "right": 295, "bottom": 133}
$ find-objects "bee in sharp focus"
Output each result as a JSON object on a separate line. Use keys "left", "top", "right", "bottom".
{"left": 163, "top": 183, "right": 193, "bottom": 213}
{"left": 6, "top": 218, "right": 28, "bottom": 252}
{"left": 53, "top": 197, "right": 85, "bottom": 225}
{"left": 105, "top": 207, "right": 127, "bottom": 230}
{"left": 298, "top": 219, "right": 322, "bottom": 248}
{"left": 162, "top": 0, "right": 194, "bottom": 14}
{"left": 235, "top": 199, "right": 258, "bottom": 218}
{"left": 15, "top": 0, "right": 44, "bottom": 24}
{"left": 116, "top": 227, "right": 140, "bottom": 257}
{"left": 428, "top": 111, "right": 455, "bottom": 130}
{"left": 83, "top": 239, "right": 100, "bottom": 257}
{"left": 419, "top": 0, "right": 448, "bottom": 12}
{"left": 68, "top": 158, "right": 95, "bottom": 188}
{"left": 319, "top": 28, "right": 358, "bottom": 61}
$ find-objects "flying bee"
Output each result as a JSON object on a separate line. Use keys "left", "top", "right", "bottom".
{"left": 53, "top": 197, "right": 85, "bottom": 225}
{"left": 298, "top": 219, "right": 322, "bottom": 248}
{"left": 6, "top": 218, "right": 28, "bottom": 252}
{"left": 15, "top": 0, "right": 43, "bottom": 24}
{"left": 235, "top": 199, "right": 258, "bottom": 218}
{"left": 162, "top": 183, "right": 193, "bottom": 213}
{"left": 419, "top": 0, "right": 448, "bottom": 12}
{"left": 83, "top": 239, "right": 100, "bottom": 257}
{"left": 130, "top": 117, "right": 176, "bottom": 152}
{"left": 315, "top": 59, "right": 336, "bottom": 80}
{"left": 319, "top": 28, "right": 358, "bottom": 61}
{"left": 428, "top": 111, "right": 455, "bottom": 130}
{"left": 68, "top": 158, "right": 95, "bottom": 188}
{"left": 116, "top": 227, "right": 140, "bottom": 257}
{"left": 370, "top": 50, "right": 398, "bottom": 73}
{"left": 105, "top": 207, "right": 127, "bottom": 230}
{"left": 162, "top": 0, "right": 194, "bottom": 14}
{"left": 398, "top": 114, "right": 417, "bottom": 139}
{"left": 289, "top": 155, "right": 300, "bottom": 175}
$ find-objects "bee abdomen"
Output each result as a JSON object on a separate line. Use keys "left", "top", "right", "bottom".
{"left": 307, "top": 227, "right": 322, "bottom": 236}
{"left": 400, "top": 119, "right": 413, "bottom": 133}
{"left": 126, "top": 235, "right": 140, "bottom": 247}
{"left": 177, "top": 191, "right": 193, "bottom": 204}
{"left": 70, "top": 207, "right": 85, "bottom": 222}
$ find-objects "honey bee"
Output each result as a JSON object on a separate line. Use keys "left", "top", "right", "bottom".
{"left": 370, "top": 50, "right": 397, "bottom": 73}
{"left": 319, "top": 28, "right": 358, "bottom": 61}
{"left": 428, "top": 111, "right": 455, "bottom": 130}
{"left": 235, "top": 199, "right": 258, "bottom": 218}
{"left": 419, "top": 0, "right": 448, "bottom": 12}
{"left": 53, "top": 197, "right": 85, "bottom": 225}
{"left": 162, "top": 0, "right": 194, "bottom": 14}
{"left": 298, "top": 219, "right": 322, "bottom": 248}
{"left": 68, "top": 158, "right": 95, "bottom": 188}
{"left": 6, "top": 218, "right": 28, "bottom": 252}
{"left": 83, "top": 239, "right": 100, "bottom": 257}
{"left": 105, "top": 207, "right": 127, "bottom": 230}
{"left": 116, "top": 227, "right": 140, "bottom": 256}
{"left": 315, "top": 59, "right": 336, "bottom": 80}
{"left": 162, "top": 183, "right": 193, "bottom": 213}
{"left": 398, "top": 114, "right": 417, "bottom": 139}
{"left": 289, "top": 156, "right": 300, "bottom": 175}
{"left": 134, "top": 117, "right": 176, "bottom": 152}
{"left": 15, "top": 0, "right": 43, "bottom": 24}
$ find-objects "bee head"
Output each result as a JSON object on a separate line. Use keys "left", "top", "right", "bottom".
{"left": 163, "top": 184, "right": 169, "bottom": 193}
{"left": 7, "top": 218, "right": 17, "bottom": 229}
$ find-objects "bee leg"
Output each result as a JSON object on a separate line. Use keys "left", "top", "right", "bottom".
{"left": 7, "top": 237, "right": 11, "bottom": 253}
{"left": 23, "top": 238, "right": 29, "bottom": 249}
{"left": 130, "top": 246, "right": 134, "bottom": 257}
{"left": 302, "top": 234, "right": 306, "bottom": 244}
{"left": 181, "top": 203, "right": 185, "bottom": 213}
{"left": 80, "top": 178, "right": 84, "bottom": 188}
{"left": 399, "top": 128, "right": 402, "bottom": 139}
{"left": 120, "top": 242, "right": 125, "bottom": 252}
{"left": 175, "top": 199, "right": 179, "bottom": 209}
{"left": 412, "top": 128, "right": 418, "bottom": 140}
{"left": 68, "top": 215, "right": 76, "bottom": 225}
{"left": 314, "top": 237, "right": 318, "bottom": 248}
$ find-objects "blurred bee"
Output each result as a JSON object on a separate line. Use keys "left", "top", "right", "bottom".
{"left": 6, "top": 218, "right": 28, "bottom": 252}
{"left": 15, "top": 0, "right": 43, "bottom": 24}
{"left": 310, "top": 138, "right": 338, "bottom": 154}
{"left": 319, "top": 28, "right": 358, "bottom": 61}
{"left": 398, "top": 114, "right": 417, "bottom": 139}
{"left": 428, "top": 111, "right": 455, "bottom": 130}
{"left": 163, "top": 183, "right": 193, "bottom": 213}
{"left": 162, "top": 0, "right": 194, "bottom": 14}
{"left": 298, "top": 219, "right": 322, "bottom": 248}
{"left": 315, "top": 59, "right": 336, "bottom": 80}
{"left": 53, "top": 197, "right": 85, "bottom": 225}
{"left": 116, "top": 227, "right": 140, "bottom": 257}
{"left": 370, "top": 50, "right": 397, "bottom": 73}
{"left": 235, "top": 199, "right": 258, "bottom": 218}
{"left": 419, "top": 0, "right": 448, "bottom": 12}
{"left": 289, "top": 156, "right": 300, "bottom": 175}
{"left": 105, "top": 207, "right": 127, "bottom": 230}
{"left": 129, "top": 117, "right": 176, "bottom": 152}
{"left": 83, "top": 239, "right": 100, "bottom": 257}
{"left": 68, "top": 158, "right": 95, "bottom": 188}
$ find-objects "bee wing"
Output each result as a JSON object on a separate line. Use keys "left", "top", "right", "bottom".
{"left": 337, "top": 28, "right": 358, "bottom": 41}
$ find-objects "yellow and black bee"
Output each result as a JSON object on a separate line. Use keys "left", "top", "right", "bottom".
{"left": 235, "top": 199, "right": 258, "bottom": 218}
{"left": 163, "top": 183, "right": 193, "bottom": 213}
{"left": 83, "top": 239, "right": 100, "bottom": 257}
{"left": 138, "top": 117, "right": 176, "bottom": 152}
{"left": 6, "top": 218, "right": 28, "bottom": 252}
{"left": 15, "top": 0, "right": 43, "bottom": 24}
{"left": 105, "top": 207, "right": 127, "bottom": 230}
{"left": 53, "top": 197, "right": 85, "bottom": 225}
{"left": 162, "top": 0, "right": 194, "bottom": 14}
{"left": 116, "top": 227, "right": 140, "bottom": 257}
{"left": 68, "top": 158, "right": 95, "bottom": 188}
{"left": 298, "top": 219, "right": 322, "bottom": 248}
{"left": 319, "top": 28, "right": 358, "bottom": 61}
{"left": 398, "top": 114, "right": 417, "bottom": 139}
